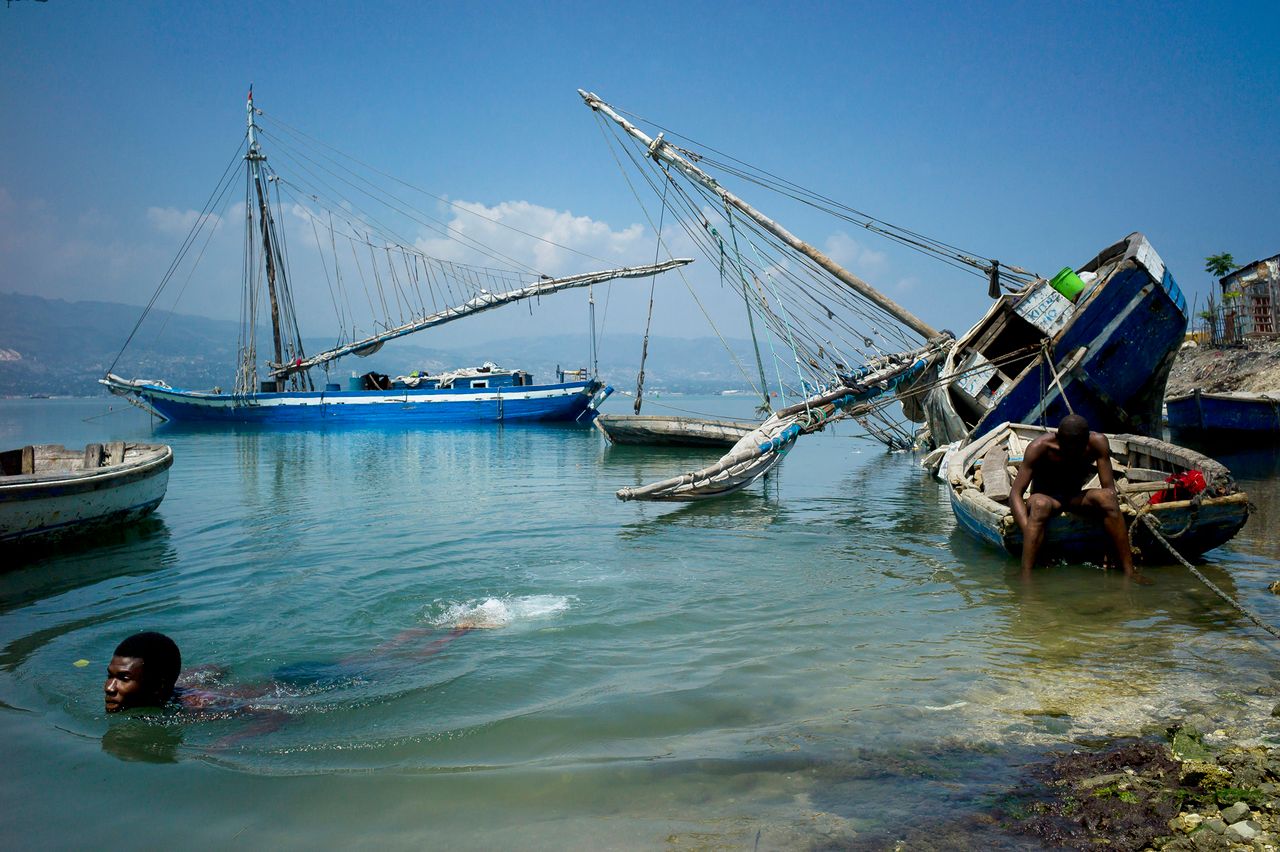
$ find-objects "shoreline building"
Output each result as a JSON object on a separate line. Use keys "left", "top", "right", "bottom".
{"left": 1220, "top": 254, "right": 1279, "bottom": 341}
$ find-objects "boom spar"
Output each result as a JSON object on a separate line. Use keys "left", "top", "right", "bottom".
{"left": 270, "top": 258, "right": 693, "bottom": 379}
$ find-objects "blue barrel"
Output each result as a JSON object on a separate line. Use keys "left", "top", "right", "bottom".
{"left": 325, "top": 382, "right": 341, "bottom": 392}
{"left": 347, "top": 376, "right": 364, "bottom": 392}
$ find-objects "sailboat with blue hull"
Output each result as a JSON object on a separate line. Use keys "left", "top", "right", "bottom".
{"left": 106, "top": 369, "right": 605, "bottom": 425}
{"left": 101, "top": 89, "right": 688, "bottom": 426}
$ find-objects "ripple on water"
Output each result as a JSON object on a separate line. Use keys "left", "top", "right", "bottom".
{"left": 2, "top": 400, "right": 1279, "bottom": 846}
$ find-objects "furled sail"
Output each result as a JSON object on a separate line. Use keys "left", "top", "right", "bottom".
{"left": 616, "top": 343, "right": 945, "bottom": 501}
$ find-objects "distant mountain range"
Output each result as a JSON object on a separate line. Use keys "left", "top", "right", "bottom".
{"left": 0, "top": 292, "right": 761, "bottom": 396}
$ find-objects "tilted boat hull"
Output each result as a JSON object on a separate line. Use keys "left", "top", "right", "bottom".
{"left": 946, "top": 423, "right": 1249, "bottom": 564}
{"left": 0, "top": 443, "right": 173, "bottom": 546}
{"left": 925, "top": 234, "right": 1188, "bottom": 446}
{"left": 1166, "top": 390, "right": 1280, "bottom": 436}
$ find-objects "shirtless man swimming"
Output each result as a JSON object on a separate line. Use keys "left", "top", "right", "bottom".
{"left": 1008, "top": 414, "right": 1147, "bottom": 582}
{"left": 104, "top": 625, "right": 478, "bottom": 748}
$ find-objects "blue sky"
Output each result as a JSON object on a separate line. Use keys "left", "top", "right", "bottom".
{"left": 2, "top": 0, "right": 1277, "bottom": 353}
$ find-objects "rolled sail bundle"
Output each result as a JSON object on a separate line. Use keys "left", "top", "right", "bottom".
{"left": 616, "top": 345, "right": 942, "bottom": 501}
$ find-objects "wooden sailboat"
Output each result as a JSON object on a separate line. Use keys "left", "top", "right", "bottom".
{"left": 581, "top": 90, "right": 1189, "bottom": 499}
{"left": 101, "top": 90, "right": 691, "bottom": 425}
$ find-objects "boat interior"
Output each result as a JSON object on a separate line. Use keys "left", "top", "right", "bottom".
{"left": 1, "top": 442, "right": 144, "bottom": 478}
{"left": 944, "top": 238, "right": 1134, "bottom": 431}
{"left": 962, "top": 425, "right": 1228, "bottom": 511}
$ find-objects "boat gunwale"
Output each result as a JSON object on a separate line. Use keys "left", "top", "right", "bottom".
{"left": 0, "top": 444, "right": 174, "bottom": 493}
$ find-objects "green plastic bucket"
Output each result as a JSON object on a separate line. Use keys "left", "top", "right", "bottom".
{"left": 1050, "top": 266, "right": 1086, "bottom": 301}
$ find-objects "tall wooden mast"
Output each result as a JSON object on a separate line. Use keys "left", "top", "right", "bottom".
{"left": 579, "top": 90, "right": 941, "bottom": 342}
{"left": 246, "top": 87, "right": 286, "bottom": 392}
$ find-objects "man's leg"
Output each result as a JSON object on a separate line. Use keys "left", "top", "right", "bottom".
{"left": 1072, "top": 489, "right": 1139, "bottom": 577}
{"left": 1021, "top": 493, "right": 1061, "bottom": 575}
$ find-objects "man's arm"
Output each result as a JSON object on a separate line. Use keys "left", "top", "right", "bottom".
{"left": 1091, "top": 433, "right": 1116, "bottom": 492}
{"left": 1009, "top": 443, "right": 1040, "bottom": 531}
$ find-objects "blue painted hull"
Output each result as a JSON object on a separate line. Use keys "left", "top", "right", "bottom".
{"left": 121, "top": 380, "right": 602, "bottom": 425}
{"left": 1167, "top": 391, "right": 1280, "bottom": 436}
{"left": 973, "top": 263, "right": 1187, "bottom": 441}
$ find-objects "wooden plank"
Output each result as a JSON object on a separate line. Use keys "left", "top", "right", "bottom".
{"left": 106, "top": 441, "right": 126, "bottom": 467}
{"left": 21, "top": 445, "right": 35, "bottom": 475}
{"left": 83, "top": 443, "right": 103, "bottom": 470}
{"left": 981, "top": 444, "right": 1012, "bottom": 501}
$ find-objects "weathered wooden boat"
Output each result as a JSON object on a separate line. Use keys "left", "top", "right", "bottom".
{"left": 594, "top": 414, "right": 757, "bottom": 448}
{"left": 0, "top": 442, "right": 173, "bottom": 547}
{"left": 1166, "top": 389, "right": 1280, "bottom": 437}
{"left": 946, "top": 422, "right": 1250, "bottom": 562}
{"left": 101, "top": 89, "right": 689, "bottom": 426}
{"left": 921, "top": 233, "right": 1188, "bottom": 446}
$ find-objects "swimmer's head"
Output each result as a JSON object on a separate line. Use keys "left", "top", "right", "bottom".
{"left": 104, "top": 632, "right": 181, "bottom": 713}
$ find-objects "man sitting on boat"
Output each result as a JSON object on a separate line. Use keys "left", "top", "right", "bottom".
{"left": 1008, "top": 414, "right": 1147, "bottom": 582}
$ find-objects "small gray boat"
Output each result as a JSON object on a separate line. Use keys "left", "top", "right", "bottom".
{"left": 0, "top": 442, "right": 173, "bottom": 548}
{"left": 594, "top": 413, "right": 757, "bottom": 448}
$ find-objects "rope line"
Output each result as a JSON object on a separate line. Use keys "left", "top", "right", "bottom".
{"left": 1137, "top": 513, "right": 1280, "bottom": 641}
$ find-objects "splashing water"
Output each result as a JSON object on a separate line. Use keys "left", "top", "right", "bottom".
{"left": 427, "top": 595, "right": 571, "bottom": 630}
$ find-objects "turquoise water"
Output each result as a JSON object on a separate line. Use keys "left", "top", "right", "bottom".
{"left": 2, "top": 397, "right": 1278, "bottom": 848}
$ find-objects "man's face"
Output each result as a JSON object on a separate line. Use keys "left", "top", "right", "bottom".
{"left": 104, "top": 656, "right": 155, "bottom": 713}
{"left": 1058, "top": 432, "right": 1088, "bottom": 459}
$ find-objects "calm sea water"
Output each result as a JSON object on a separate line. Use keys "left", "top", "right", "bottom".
{"left": 2, "top": 396, "right": 1278, "bottom": 848}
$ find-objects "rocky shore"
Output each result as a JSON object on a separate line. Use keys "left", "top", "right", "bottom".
{"left": 1166, "top": 339, "right": 1280, "bottom": 397}
{"left": 988, "top": 717, "right": 1280, "bottom": 851}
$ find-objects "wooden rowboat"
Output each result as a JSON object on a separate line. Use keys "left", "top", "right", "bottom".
{"left": 946, "top": 422, "right": 1250, "bottom": 563}
{"left": 0, "top": 442, "right": 173, "bottom": 548}
{"left": 1166, "top": 389, "right": 1280, "bottom": 437}
{"left": 594, "top": 414, "right": 757, "bottom": 448}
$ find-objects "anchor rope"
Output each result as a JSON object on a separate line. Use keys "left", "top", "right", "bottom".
{"left": 1134, "top": 512, "right": 1280, "bottom": 641}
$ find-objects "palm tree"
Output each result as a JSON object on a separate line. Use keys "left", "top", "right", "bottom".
{"left": 1204, "top": 253, "right": 1237, "bottom": 279}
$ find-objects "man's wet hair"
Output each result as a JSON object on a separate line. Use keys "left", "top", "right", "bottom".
{"left": 1057, "top": 414, "right": 1090, "bottom": 443}
{"left": 114, "top": 632, "right": 181, "bottom": 694}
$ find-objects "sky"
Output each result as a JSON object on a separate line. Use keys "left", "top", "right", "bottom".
{"left": 2, "top": 0, "right": 1277, "bottom": 359}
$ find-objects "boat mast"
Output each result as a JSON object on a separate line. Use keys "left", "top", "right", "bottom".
{"left": 579, "top": 91, "right": 940, "bottom": 342}
{"left": 246, "top": 87, "right": 286, "bottom": 392}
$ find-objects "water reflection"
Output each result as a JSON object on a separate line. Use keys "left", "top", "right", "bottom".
{"left": 0, "top": 517, "right": 174, "bottom": 615}
{"left": 101, "top": 719, "right": 185, "bottom": 764}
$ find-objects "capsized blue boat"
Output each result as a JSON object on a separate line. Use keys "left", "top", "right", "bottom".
{"left": 920, "top": 233, "right": 1188, "bottom": 446}
{"left": 1166, "top": 389, "right": 1280, "bottom": 438}
{"left": 946, "top": 422, "right": 1250, "bottom": 563}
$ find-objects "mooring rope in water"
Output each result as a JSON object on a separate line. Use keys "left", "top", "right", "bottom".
{"left": 1136, "top": 512, "right": 1280, "bottom": 641}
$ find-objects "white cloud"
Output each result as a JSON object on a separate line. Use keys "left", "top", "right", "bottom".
{"left": 823, "top": 231, "right": 889, "bottom": 280}
{"left": 414, "top": 199, "right": 647, "bottom": 276}
{"left": 146, "top": 206, "right": 221, "bottom": 235}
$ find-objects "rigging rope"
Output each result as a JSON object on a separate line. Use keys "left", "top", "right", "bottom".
{"left": 634, "top": 183, "right": 668, "bottom": 414}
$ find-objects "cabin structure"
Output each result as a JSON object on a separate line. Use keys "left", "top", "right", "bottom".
{"left": 1220, "top": 254, "right": 1280, "bottom": 341}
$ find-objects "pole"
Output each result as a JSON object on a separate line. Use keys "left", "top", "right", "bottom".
{"left": 580, "top": 90, "right": 940, "bottom": 342}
